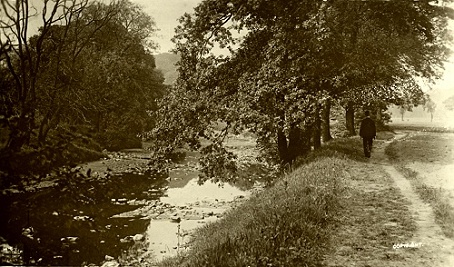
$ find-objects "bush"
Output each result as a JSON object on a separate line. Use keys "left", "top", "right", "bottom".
{"left": 0, "top": 126, "right": 105, "bottom": 189}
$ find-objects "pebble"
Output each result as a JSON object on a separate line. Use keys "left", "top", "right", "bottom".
{"left": 101, "top": 260, "right": 119, "bottom": 267}
{"left": 105, "top": 255, "right": 114, "bottom": 261}
{"left": 133, "top": 234, "right": 144, "bottom": 241}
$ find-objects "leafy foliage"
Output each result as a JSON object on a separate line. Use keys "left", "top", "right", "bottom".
{"left": 0, "top": 0, "right": 165, "bottom": 185}
{"left": 0, "top": 126, "right": 104, "bottom": 188}
{"left": 149, "top": 0, "right": 453, "bottom": 181}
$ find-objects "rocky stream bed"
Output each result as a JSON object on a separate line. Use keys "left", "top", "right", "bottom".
{"left": 0, "top": 135, "right": 265, "bottom": 266}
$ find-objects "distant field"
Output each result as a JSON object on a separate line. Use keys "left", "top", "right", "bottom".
{"left": 389, "top": 116, "right": 454, "bottom": 132}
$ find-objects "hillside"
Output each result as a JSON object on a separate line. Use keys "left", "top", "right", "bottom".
{"left": 154, "top": 53, "right": 179, "bottom": 85}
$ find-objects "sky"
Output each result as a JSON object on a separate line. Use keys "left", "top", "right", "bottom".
{"left": 5, "top": 0, "right": 454, "bottom": 93}
{"left": 131, "top": 0, "right": 201, "bottom": 54}
{"left": 136, "top": 0, "right": 454, "bottom": 93}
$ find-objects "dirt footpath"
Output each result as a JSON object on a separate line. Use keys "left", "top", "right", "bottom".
{"left": 325, "top": 134, "right": 454, "bottom": 267}
{"left": 376, "top": 134, "right": 454, "bottom": 267}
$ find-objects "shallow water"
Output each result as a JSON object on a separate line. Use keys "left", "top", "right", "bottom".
{"left": 0, "top": 172, "right": 165, "bottom": 265}
{"left": 0, "top": 152, "right": 249, "bottom": 266}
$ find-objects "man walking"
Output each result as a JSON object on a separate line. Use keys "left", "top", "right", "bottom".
{"left": 359, "top": 110, "right": 376, "bottom": 158}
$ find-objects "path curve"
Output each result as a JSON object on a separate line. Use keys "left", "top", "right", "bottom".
{"left": 372, "top": 132, "right": 454, "bottom": 267}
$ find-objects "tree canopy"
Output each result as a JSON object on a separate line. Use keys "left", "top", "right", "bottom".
{"left": 0, "top": 0, "right": 165, "bottom": 184}
{"left": 149, "top": 0, "right": 453, "bottom": 181}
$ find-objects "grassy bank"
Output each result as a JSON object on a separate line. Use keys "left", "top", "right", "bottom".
{"left": 385, "top": 132, "right": 454, "bottom": 239}
{"left": 160, "top": 155, "right": 346, "bottom": 267}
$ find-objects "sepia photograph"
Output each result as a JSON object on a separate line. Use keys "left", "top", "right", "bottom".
{"left": 1, "top": 0, "right": 454, "bottom": 266}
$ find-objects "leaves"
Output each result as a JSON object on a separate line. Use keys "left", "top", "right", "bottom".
{"left": 0, "top": 0, "right": 166, "bottom": 182}
{"left": 150, "top": 0, "right": 453, "bottom": 179}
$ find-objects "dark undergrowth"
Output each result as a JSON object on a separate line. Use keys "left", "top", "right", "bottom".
{"left": 0, "top": 127, "right": 105, "bottom": 189}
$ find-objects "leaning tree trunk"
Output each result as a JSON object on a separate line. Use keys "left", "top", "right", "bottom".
{"left": 321, "top": 98, "right": 332, "bottom": 142}
{"left": 345, "top": 101, "right": 356, "bottom": 136}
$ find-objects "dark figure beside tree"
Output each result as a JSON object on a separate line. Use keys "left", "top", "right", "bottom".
{"left": 359, "top": 110, "right": 376, "bottom": 158}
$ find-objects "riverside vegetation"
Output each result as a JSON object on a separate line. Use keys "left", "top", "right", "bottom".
{"left": 159, "top": 143, "right": 348, "bottom": 267}
{"left": 156, "top": 134, "right": 406, "bottom": 267}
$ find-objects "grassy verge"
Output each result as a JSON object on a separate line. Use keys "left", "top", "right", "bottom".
{"left": 390, "top": 124, "right": 454, "bottom": 133}
{"left": 160, "top": 156, "right": 346, "bottom": 267}
{"left": 385, "top": 135, "right": 454, "bottom": 239}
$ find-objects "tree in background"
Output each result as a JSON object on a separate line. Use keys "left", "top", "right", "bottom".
{"left": 443, "top": 94, "right": 454, "bottom": 111}
{"left": 149, "top": 0, "right": 453, "bottom": 182}
{"left": 424, "top": 98, "right": 437, "bottom": 122}
{"left": 325, "top": 0, "right": 452, "bottom": 136}
{"left": 32, "top": 0, "right": 165, "bottom": 150}
{"left": 0, "top": 0, "right": 86, "bottom": 151}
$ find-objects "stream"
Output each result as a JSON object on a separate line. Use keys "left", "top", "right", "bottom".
{"left": 0, "top": 148, "right": 257, "bottom": 266}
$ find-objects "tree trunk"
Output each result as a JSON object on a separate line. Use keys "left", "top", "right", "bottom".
{"left": 313, "top": 106, "right": 321, "bottom": 150}
{"left": 345, "top": 101, "right": 356, "bottom": 136}
{"left": 287, "top": 126, "right": 301, "bottom": 163}
{"left": 277, "top": 127, "right": 289, "bottom": 164}
{"left": 288, "top": 125, "right": 311, "bottom": 163}
{"left": 38, "top": 111, "right": 52, "bottom": 145}
{"left": 277, "top": 125, "right": 312, "bottom": 165}
{"left": 376, "top": 108, "right": 381, "bottom": 121}
{"left": 38, "top": 119, "right": 49, "bottom": 145}
{"left": 321, "top": 99, "right": 332, "bottom": 142}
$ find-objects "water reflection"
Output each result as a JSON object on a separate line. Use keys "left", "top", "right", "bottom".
{"left": 162, "top": 178, "right": 247, "bottom": 207}
{"left": 0, "top": 172, "right": 164, "bottom": 266}
{"left": 0, "top": 160, "right": 250, "bottom": 266}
